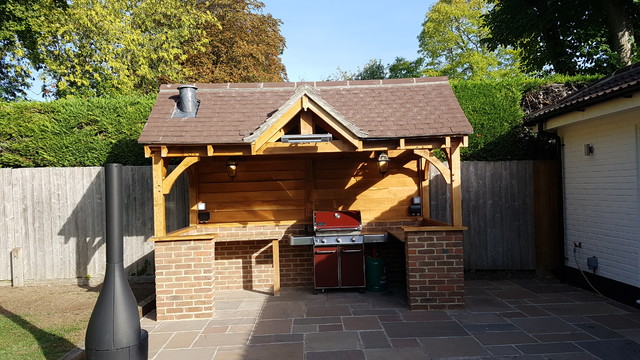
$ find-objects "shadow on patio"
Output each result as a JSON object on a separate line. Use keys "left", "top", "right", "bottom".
{"left": 141, "top": 279, "right": 640, "bottom": 360}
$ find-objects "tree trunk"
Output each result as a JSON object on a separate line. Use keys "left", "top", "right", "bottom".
{"left": 600, "top": 0, "right": 634, "bottom": 67}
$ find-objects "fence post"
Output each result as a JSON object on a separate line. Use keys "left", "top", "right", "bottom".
{"left": 11, "top": 247, "right": 24, "bottom": 287}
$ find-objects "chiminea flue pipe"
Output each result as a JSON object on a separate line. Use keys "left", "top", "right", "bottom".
{"left": 85, "top": 163, "right": 148, "bottom": 360}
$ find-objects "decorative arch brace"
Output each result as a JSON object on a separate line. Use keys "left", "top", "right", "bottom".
{"left": 413, "top": 139, "right": 463, "bottom": 227}
{"left": 151, "top": 154, "right": 201, "bottom": 237}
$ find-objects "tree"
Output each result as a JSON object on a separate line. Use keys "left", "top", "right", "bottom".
{"left": 0, "top": 0, "right": 66, "bottom": 100}
{"left": 324, "top": 59, "right": 388, "bottom": 81}
{"left": 483, "top": 0, "right": 639, "bottom": 75}
{"left": 184, "top": 0, "right": 287, "bottom": 83}
{"left": 42, "top": 0, "right": 217, "bottom": 98}
{"left": 355, "top": 59, "right": 387, "bottom": 80}
{"left": 388, "top": 57, "right": 424, "bottom": 79}
{"left": 418, "top": 0, "right": 520, "bottom": 79}
{"left": 1, "top": 0, "right": 216, "bottom": 99}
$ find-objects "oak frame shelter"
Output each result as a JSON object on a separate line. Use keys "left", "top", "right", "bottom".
{"left": 138, "top": 78, "right": 473, "bottom": 321}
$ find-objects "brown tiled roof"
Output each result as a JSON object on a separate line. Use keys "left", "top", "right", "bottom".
{"left": 138, "top": 77, "right": 473, "bottom": 145}
{"left": 524, "top": 63, "right": 640, "bottom": 125}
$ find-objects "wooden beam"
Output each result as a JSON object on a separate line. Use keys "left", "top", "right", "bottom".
{"left": 207, "top": 145, "right": 214, "bottom": 156}
{"left": 256, "top": 140, "right": 355, "bottom": 155}
{"left": 449, "top": 140, "right": 463, "bottom": 227}
{"left": 413, "top": 149, "right": 451, "bottom": 184}
{"left": 162, "top": 156, "right": 200, "bottom": 195}
{"left": 187, "top": 166, "right": 199, "bottom": 226}
{"left": 144, "top": 146, "right": 152, "bottom": 158}
{"left": 161, "top": 146, "right": 169, "bottom": 157}
{"left": 152, "top": 153, "right": 167, "bottom": 237}
{"left": 272, "top": 239, "right": 281, "bottom": 296}
{"left": 300, "top": 110, "right": 314, "bottom": 135}
{"left": 253, "top": 98, "right": 303, "bottom": 152}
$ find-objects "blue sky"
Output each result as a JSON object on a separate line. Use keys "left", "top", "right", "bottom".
{"left": 263, "top": 0, "right": 436, "bottom": 81}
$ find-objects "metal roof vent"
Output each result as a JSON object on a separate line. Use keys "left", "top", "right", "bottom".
{"left": 173, "top": 85, "right": 199, "bottom": 118}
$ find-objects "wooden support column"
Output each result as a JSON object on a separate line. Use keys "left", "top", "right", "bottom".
{"left": 449, "top": 140, "right": 463, "bottom": 227}
{"left": 272, "top": 239, "right": 280, "bottom": 296}
{"left": 419, "top": 158, "right": 430, "bottom": 219}
{"left": 300, "top": 110, "right": 314, "bottom": 135}
{"left": 152, "top": 153, "right": 167, "bottom": 237}
{"left": 187, "top": 166, "right": 199, "bottom": 226}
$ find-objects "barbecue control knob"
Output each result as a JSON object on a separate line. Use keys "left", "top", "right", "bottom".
{"left": 351, "top": 236, "right": 357, "bottom": 242}
{"left": 321, "top": 238, "right": 326, "bottom": 243}
{"left": 336, "top": 237, "right": 342, "bottom": 243}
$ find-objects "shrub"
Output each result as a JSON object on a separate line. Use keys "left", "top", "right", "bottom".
{"left": 0, "top": 95, "right": 155, "bottom": 167}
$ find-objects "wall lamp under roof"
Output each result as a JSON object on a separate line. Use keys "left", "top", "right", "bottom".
{"left": 226, "top": 159, "right": 238, "bottom": 178}
{"left": 377, "top": 152, "right": 390, "bottom": 174}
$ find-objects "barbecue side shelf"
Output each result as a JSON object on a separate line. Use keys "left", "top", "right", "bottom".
{"left": 287, "top": 233, "right": 388, "bottom": 246}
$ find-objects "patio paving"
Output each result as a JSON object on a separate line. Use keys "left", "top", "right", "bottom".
{"left": 140, "top": 279, "right": 640, "bottom": 359}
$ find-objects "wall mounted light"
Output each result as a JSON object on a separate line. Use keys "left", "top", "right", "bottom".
{"left": 226, "top": 159, "right": 238, "bottom": 178}
{"left": 584, "top": 144, "right": 594, "bottom": 156}
{"left": 197, "top": 202, "right": 210, "bottom": 223}
{"left": 377, "top": 152, "right": 390, "bottom": 174}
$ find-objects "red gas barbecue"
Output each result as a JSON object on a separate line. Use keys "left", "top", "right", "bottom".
{"left": 312, "top": 210, "right": 366, "bottom": 294}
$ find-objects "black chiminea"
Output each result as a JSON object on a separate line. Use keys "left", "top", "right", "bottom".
{"left": 85, "top": 164, "right": 148, "bottom": 360}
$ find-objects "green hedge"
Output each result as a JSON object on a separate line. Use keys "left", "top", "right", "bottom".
{"left": 452, "top": 74, "right": 598, "bottom": 161}
{"left": 0, "top": 95, "right": 155, "bottom": 167}
{"left": 0, "top": 76, "right": 598, "bottom": 167}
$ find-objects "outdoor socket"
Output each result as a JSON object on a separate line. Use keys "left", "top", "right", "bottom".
{"left": 587, "top": 256, "right": 598, "bottom": 272}
{"left": 85, "top": 164, "right": 148, "bottom": 360}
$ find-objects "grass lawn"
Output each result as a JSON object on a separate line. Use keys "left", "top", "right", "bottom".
{"left": 0, "top": 285, "right": 98, "bottom": 360}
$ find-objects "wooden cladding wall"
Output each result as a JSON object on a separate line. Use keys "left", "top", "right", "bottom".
{"left": 197, "top": 157, "right": 307, "bottom": 224}
{"left": 196, "top": 152, "right": 421, "bottom": 225}
{"left": 312, "top": 153, "right": 419, "bottom": 223}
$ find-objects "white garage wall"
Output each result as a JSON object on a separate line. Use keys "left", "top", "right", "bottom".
{"left": 559, "top": 111, "right": 640, "bottom": 287}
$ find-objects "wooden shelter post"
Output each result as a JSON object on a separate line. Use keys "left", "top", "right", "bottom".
{"left": 152, "top": 153, "right": 167, "bottom": 237}
{"left": 449, "top": 139, "right": 463, "bottom": 227}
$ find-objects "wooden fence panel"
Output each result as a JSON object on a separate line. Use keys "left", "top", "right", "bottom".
{"left": 0, "top": 166, "right": 188, "bottom": 285}
{"left": 429, "top": 161, "right": 536, "bottom": 270}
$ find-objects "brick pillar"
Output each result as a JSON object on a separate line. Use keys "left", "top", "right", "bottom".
{"left": 154, "top": 239, "right": 215, "bottom": 321}
{"left": 405, "top": 230, "right": 464, "bottom": 310}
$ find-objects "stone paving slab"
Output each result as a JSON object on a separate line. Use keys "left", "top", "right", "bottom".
{"left": 141, "top": 280, "right": 640, "bottom": 360}
{"left": 420, "top": 336, "right": 490, "bottom": 358}
{"left": 359, "top": 331, "right": 390, "bottom": 349}
{"left": 305, "top": 331, "right": 361, "bottom": 351}
{"left": 575, "top": 339, "right": 640, "bottom": 360}
{"left": 382, "top": 320, "right": 468, "bottom": 338}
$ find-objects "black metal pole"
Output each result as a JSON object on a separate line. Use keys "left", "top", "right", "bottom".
{"left": 105, "top": 163, "right": 123, "bottom": 265}
{"left": 85, "top": 164, "right": 148, "bottom": 360}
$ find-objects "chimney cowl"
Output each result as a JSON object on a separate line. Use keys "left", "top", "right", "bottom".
{"left": 173, "top": 84, "right": 199, "bottom": 118}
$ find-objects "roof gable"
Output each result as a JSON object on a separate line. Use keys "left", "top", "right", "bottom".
{"left": 245, "top": 85, "right": 367, "bottom": 152}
